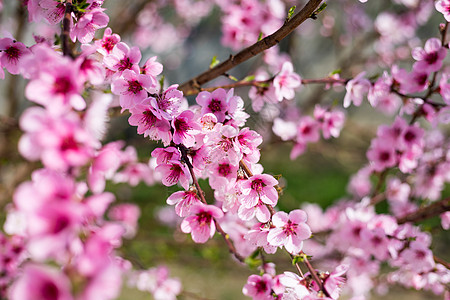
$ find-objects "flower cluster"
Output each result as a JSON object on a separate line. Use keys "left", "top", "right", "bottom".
{"left": 0, "top": 0, "right": 449, "bottom": 300}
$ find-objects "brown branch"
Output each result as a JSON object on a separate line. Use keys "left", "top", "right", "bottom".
{"left": 179, "top": 0, "right": 324, "bottom": 95}
{"left": 300, "top": 252, "right": 331, "bottom": 298}
{"left": 434, "top": 255, "right": 450, "bottom": 270}
{"left": 397, "top": 197, "right": 450, "bottom": 224}
{"left": 62, "top": 0, "right": 74, "bottom": 58}
{"left": 185, "top": 77, "right": 347, "bottom": 96}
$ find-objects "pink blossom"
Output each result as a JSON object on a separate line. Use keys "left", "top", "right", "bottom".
{"left": 141, "top": 56, "right": 163, "bottom": 77}
{"left": 25, "top": 59, "right": 85, "bottom": 113}
{"left": 412, "top": 37, "right": 446, "bottom": 73}
{"left": 343, "top": 72, "right": 371, "bottom": 108}
{"left": 392, "top": 65, "right": 429, "bottom": 94}
{"left": 196, "top": 88, "right": 229, "bottom": 122}
{"left": 323, "top": 264, "right": 348, "bottom": 299}
{"left": 108, "top": 204, "right": 141, "bottom": 238}
{"left": 70, "top": 8, "right": 109, "bottom": 44}
{"left": 267, "top": 210, "right": 312, "bottom": 254}
{"left": 360, "top": 227, "right": 390, "bottom": 260}
{"left": 279, "top": 272, "right": 310, "bottom": 299}
{"left": 399, "top": 241, "right": 435, "bottom": 273}
{"left": 180, "top": 204, "right": 224, "bottom": 243}
{"left": 166, "top": 189, "right": 201, "bottom": 217}
{"left": 18, "top": 108, "right": 97, "bottom": 171}
{"left": 368, "top": 72, "right": 401, "bottom": 115}
{"left": 238, "top": 199, "right": 271, "bottom": 223}
{"left": 95, "top": 27, "right": 121, "bottom": 56}
{"left": 207, "top": 157, "right": 239, "bottom": 190}
{"left": 39, "top": 0, "right": 66, "bottom": 24}
{"left": 155, "top": 160, "right": 190, "bottom": 190}
{"left": 272, "top": 118, "right": 297, "bottom": 141}
{"left": 88, "top": 143, "right": 122, "bottom": 194}
{"left": 439, "top": 72, "right": 450, "bottom": 105}
{"left": 9, "top": 264, "right": 73, "bottom": 300}
{"left": 244, "top": 223, "right": 277, "bottom": 254}
{"left": 150, "top": 84, "right": 183, "bottom": 120}
{"left": 76, "top": 49, "right": 105, "bottom": 85}
{"left": 242, "top": 274, "right": 273, "bottom": 300}
{"left": 366, "top": 139, "right": 397, "bottom": 172}
{"left": 240, "top": 174, "right": 278, "bottom": 208}
{"left": 207, "top": 124, "right": 241, "bottom": 164}
{"left": 296, "top": 116, "right": 320, "bottom": 143}
{"left": 103, "top": 42, "right": 141, "bottom": 75}
{"left": 348, "top": 165, "right": 373, "bottom": 197}
{"left": 248, "top": 72, "right": 277, "bottom": 112}
{"left": 436, "top": 0, "right": 450, "bottom": 22}
{"left": 441, "top": 212, "right": 450, "bottom": 230}
{"left": 128, "top": 98, "right": 172, "bottom": 144}
{"left": 172, "top": 110, "right": 201, "bottom": 147}
{"left": 151, "top": 147, "right": 181, "bottom": 165}
{"left": 0, "top": 38, "right": 31, "bottom": 76}
{"left": 273, "top": 61, "right": 302, "bottom": 101}
{"left": 314, "top": 105, "right": 346, "bottom": 139}
{"left": 133, "top": 266, "right": 182, "bottom": 300}
{"left": 111, "top": 69, "right": 155, "bottom": 110}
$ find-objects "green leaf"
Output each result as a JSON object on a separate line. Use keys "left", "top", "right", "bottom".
{"left": 330, "top": 69, "right": 341, "bottom": 75}
{"left": 229, "top": 75, "right": 238, "bottom": 82}
{"left": 243, "top": 75, "right": 255, "bottom": 82}
{"left": 209, "top": 56, "right": 220, "bottom": 69}
{"left": 310, "top": 2, "right": 327, "bottom": 19}
{"left": 292, "top": 255, "right": 303, "bottom": 265}
{"left": 258, "top": 32, "right": 263, "bottom": 41}
{"left": 159, "top": 75, "right": 165, "bottom": 90}
{"left": 287, "top": 6, "right": 296, "bottom": 21}
{"left": 245, "top": 256, "right": 262, "bottom": 269}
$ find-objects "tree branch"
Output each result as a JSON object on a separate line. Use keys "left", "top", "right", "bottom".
{"left": 183, "top": 76, "right": 347, "bottom": 96}
{"left": 179, "top": 0, "right": 324, "bottom": 95}
{"left": 61, "top": 0, "right": 74, "bottom": 58}
{"left": 397, "top": 197, "right": 450, "bottom": 224}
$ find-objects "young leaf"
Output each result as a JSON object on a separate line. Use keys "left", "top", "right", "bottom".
{"left": 243, "top": 75, "right": 256, "bottom": 82}
{"left": 159, "top": 75, "right": 165, "bottom": 90}
{"left": 258, "top": 32, "right": 263, "bottom": 41}
{"left": 210, "top": 56, "right": 220, "bottom": 69}
{"left": 229, "top": 75, "right": 238, "bottom": 82}
{"left": 287, "top": 6, "right": 296, "bottom": 21}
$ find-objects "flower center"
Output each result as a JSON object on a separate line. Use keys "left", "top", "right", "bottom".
{"left": 218, "top": 163, "right": 231, "bottom": 177}
{"left": 118, "top": 57, "right": 133, "bottom": 71}
{"left": 53, "top": 76, "right": 72, "bottom": 95}
{"left": 5, "top": 46, "right": 20, "bottom": 63}
{"left": 424, "top": 51, "right": 438, "bottom": 65}
{"left": 208, "top": 99, "right": 222, "bottom": 113}
{"left": 102, "top": 37, "right": 116, "bottom": 53}
{"left": 197, "top": 212, "right": 212, "bottom": 226}
{"left": 127, "top": 80, "right": 143, "bottom": 94}
{"left": 251, "top": 178, "right": 265, "bottom": 192}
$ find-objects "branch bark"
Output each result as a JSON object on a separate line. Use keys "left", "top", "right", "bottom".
{"left": 179, "top": 0, "right": 324, "bottom": 95}
{"left": 397, "top": 197, "right": 450, "bottom": 224}
{"left": 62, "top": 0, "right": 74, "bottom": 58}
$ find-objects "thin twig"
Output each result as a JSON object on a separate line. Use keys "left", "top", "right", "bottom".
{"left": 179, "top": 0, "right": 324, "bottom": 95}
{"left": 61, "top": 0, "right": 74, "bottom": 58}
{"left": 434, "top": 255, "right": 450, "bottom": 270}
{"left": 186, "top": 77, "right": 347, "bottom": 96}
{"left": 397, "top": 197, "right": 450, "bottom": 224}
{"left": 300, "top": 252, "right": 331, "bottom": 298}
